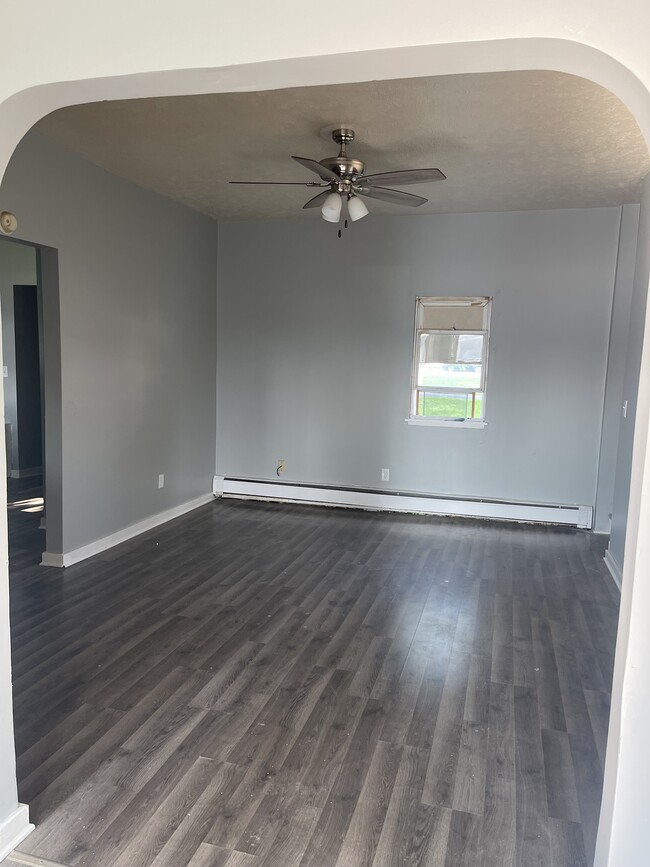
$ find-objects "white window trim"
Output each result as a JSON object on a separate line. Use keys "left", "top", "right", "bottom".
{"left": 405, "top": 417, "right": 487, "bottom": 429}
{"left": 407, "top": 296, "right": 492, "bottom": 427}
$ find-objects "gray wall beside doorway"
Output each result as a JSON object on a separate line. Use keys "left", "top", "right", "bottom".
{"left": 0, "top": 241, "right": 37, "bottom": 474}
{"left": 0, "top": 133, "right": 218, "bottom": 554}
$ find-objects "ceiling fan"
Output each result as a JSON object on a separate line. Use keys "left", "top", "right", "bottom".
{"left": 229, "top": 128, "right": 446, "bottom": 226}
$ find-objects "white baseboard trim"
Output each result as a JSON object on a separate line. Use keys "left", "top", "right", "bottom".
{"left": 0, "top": 804, "right": 33, "bottom": 862}
{"left": 41, "top": 492, "right": 215, "bottom": 568}
{"left": 222, "top": 479, "right": 593, "bottom": 528}
{"left": 604, "top": 548, "right": 623, "bottom": 590}
{"left": 40, "top": 552, "right": 64, "bottom": 568}
{"left": 10, "top": 467, "right": 42, "bottom": 479}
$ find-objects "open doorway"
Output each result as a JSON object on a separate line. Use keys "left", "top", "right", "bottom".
{"left": 0, "top": 239, "right": 45, "bottom": 568}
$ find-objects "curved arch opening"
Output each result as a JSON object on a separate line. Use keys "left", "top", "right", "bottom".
{"left": 1, "top": 36, "right": 650, "bottom": 867}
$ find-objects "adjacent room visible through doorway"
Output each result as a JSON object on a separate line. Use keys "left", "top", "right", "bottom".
{"left": 0, "top": 240, "right": 45, "bottom": 571}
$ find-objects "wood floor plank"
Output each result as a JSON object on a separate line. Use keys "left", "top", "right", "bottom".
{"left": 514, "top": 686, "right": 551, "bottom": 866}
{"left": 405, "top": 675, "right": 444, "bottom": 750}
{"left": 19, "top": 706, "right": 124, "bottom": 804}
{"left": 372, "top": 746, "right": 451, "bottom": 867}
{"left": 584, "top": 688, "right": 611, "bottom": 771}
{"left": 348, "top": 636, "right": 393, "bottom": 698}
{"left": 24, "top": 665, "right": 196, "bottom": 822}
{"left": 253, "top": 795, "right": 321, "bottom": 867}
{"left": 18, "top": 776, "right": 132, "bottom": 862}
{"left": 421, "top": 652, "right": 472, "bottom": 808}
{"left": 531, "top": 616, "right": 567, "bottom": 732}
{"left": 146, "top": 763, "right": 243, "bottom": 867}
{"left": 333, "top": 739, "right": 401, "bottom": 866}
{"left": 205, "top": 719, "right": 309, "bottom": 852}
{"left": 479, "top": 681, "right": 516, "bottom": 867}
{"left": 542, "top": 728, "right": 581, "bottom": 823}
{"left": 548, "top": 618, "right": 594, "bottom": 736}
{"left": 185, "top": 844, "right": 232, "bottom": 867}
{"left": 491, "top": 595, "right": 514, "bottom": 685}
{"left": 570, "top": 729, "right": 604, "bottom": 865}
{"left": 184, "top": 845, "right": 257, "bottom": 867}
{"left": 280, "top": 669, "right": 358, "bottom": 791}
{"left": 463, "top": 654, "right": 490, "bottom": 726}
{"left": 512, "top": 598, "right": 536, "bottom": 689}
{"left": 298, "top": 699, "right": 387, "bottom": 867}
{"left": 380, "top": 643, "right": 428, "bottom": 746}
{"left": 453, "top": 720, "right": 488, "bottom": 816}
{"left": 110, "top": 756, "right": 216, "bottom": 867}
{"left": 548, "top": 818, "right": 589, "bottom": 867}
{"left": 443, "top": 809, "right": 483, "bottom": 867}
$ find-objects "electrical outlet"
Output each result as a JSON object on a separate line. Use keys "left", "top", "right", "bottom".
{"left": 623, "top": 400, "right": 628, "bottom": 418}
{"left": 381, "top": 468, "right": 390, "bottom": 481}
{"left": 2, "top": 366, "right": 7, "bottom": 378}
{"left": 158, "top": 474, "right": 165, "bottom": 489}
{"left": 277, "top": 459, "right": 286, "bottom": 475}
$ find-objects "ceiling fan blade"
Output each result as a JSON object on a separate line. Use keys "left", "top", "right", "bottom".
{"left": 229, "top": 180, "right": 326, "bottom": 186}
{"left": 291, "top": 156, "right": 340, "bottom": 182}
{"left": 354, "top": 185, "right": 428, "bottom": 207}
{"left": 302, "top": 190, "right": 331, "bottom": 210}
{"left": 360, "top": 168, "right": 446, "bottom": 187}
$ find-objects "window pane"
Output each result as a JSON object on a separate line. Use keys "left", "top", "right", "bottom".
{"left": 419, "top": 332, "right": 484, "bottom": 364}
{"left": 417, "top": 391, "right": 484, "bottom": 420}
{"left": 417, "top": 333, "right": 483, "bottom": 390}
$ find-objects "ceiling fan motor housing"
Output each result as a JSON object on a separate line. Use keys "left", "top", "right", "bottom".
{"left": 319, "top": 127, "right": 365, "bottom": 184}
{"left": 319, "top": 156, "right": 365, "bottom": 182}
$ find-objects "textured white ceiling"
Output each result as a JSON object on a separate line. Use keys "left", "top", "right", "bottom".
{"left": 36, "top": 70, "right": 650, "bottom": 220}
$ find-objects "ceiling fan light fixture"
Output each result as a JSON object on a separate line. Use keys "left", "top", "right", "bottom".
{"left": 347, "top": 195, "right": 369, "bottom": 222}
{"left": 321, "top": 191, "right": 342, "bottom": 223}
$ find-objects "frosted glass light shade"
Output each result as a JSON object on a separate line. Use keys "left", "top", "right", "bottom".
{"left": 321, "top": 192, "right": 342, "bottom": 222}
{"left": 348, "top": 195, "right": 369, "bottom": 221}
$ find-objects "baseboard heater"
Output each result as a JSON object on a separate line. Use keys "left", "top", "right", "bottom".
{"left": 218, "top": 477, "right": 593, "bottom": 528}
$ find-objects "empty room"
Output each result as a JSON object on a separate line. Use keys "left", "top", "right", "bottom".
{"left": 1, "top": 33, "right": 650, "bottom": 867}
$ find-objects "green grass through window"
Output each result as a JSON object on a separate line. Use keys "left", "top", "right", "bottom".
{"left": 417, "top": 393, "right": 483, "bottom": 420}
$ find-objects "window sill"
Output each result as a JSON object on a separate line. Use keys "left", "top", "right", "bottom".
{"left": 405, "top": 418, "right": 487, "bottom": 429}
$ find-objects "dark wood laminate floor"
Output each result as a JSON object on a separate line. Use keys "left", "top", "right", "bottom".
{"left": 4, "top": 489, "right": 619, "bottom": 867}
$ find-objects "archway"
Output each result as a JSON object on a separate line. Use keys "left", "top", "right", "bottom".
{"left": 1, "top": 35, "right": 650, "bottom": 867}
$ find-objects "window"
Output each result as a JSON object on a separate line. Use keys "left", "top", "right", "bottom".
{"left": 408, "top": 296, "right": 491, "bottom": 426}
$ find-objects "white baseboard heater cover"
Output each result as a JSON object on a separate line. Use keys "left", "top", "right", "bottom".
{"left": 221, "top": 478, "right": 593, "bottom": 528}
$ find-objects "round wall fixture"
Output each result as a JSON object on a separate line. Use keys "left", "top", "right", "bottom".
{"left": 0, "top": 211, "right": 18, "bottom": 235}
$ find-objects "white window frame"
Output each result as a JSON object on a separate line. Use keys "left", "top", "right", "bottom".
{"left": 406, "top": 295, "right": 491, "bottom": 428}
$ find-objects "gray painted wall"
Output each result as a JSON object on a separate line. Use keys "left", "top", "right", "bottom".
{"left": 0, "top": 242, "right": 38, "bottom": 827}
{"left": 596, "top": 172, "right": 650, "bottom": 867}
{"left": 609, "top": 181, "right": 650, "bottom": 573}
{"left": 0, "top": 132, "right": 218, "bottom": 553}
{"left": 594, "top": 206, "right": 640, "bottom": 533}
{"left": 0, "top": 240, "right": 37, "bottom": 473}
{"left": 217, "top": 208, "right": 621, "bottom": 508}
